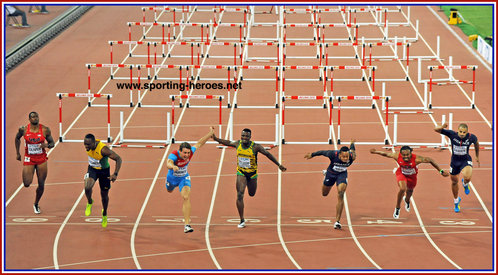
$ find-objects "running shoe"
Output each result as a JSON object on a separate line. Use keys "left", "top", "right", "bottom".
{"left": 184, "top": 225, "right": 194, "bottom": 233}
{"left": 33, "top": 203, "right": 41, "bottom": 214}
{"left": 393, "top": 207, "right": 400, "bottom": 219}
{"left": 462, "top": 179, "right": 470, "bottom": 195}
{"left": 334, "top": 221, "right": 342, "bottom": 230}
{"left": 404, "top": 196, "right": 410, "bottom": 212}
{"left": 454, "top": 197, "right": 461, "bottom": 213}
{"left": 101, "top": 210, "right": 108, "bottom": 228}
{"left": 238, "top": 220, "right": 246, "bottom": 228}
{"left": 85, "top": 200, "right": 93, "bottom": 216}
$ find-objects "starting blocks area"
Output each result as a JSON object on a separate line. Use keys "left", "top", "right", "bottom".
{"left": 57, "top": 5, "right": 490, "bottom": 149}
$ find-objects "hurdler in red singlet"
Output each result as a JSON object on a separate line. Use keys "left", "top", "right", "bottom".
{"left": 395, "top": 152, "right": 418, "bottom": 189}
{"left": 23, "top": 123, "right": 48, "bottom": 165}
{"left": 15, "top": 112, "right": 55, "bottom": 214}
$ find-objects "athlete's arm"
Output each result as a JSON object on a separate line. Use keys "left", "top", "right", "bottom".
{"left": 350, "top": 139, "right": 357, "bottom": 161}
{"left": 166, "top": 159, "right": 179, "bottom": 172}
{"left": 416, "top": 155, "right": 449, "bottom": 177}
{"left": 40, "top": 126, "right": 55, "bottom": 149}
{"left": 14, "top": 126, "right": 25, "bottom": 161}
{"left": 195, "top": 127, "right": 215, "bottom": 149}
{"left": 256, "top": 143, "right": 286, "bottom": 171}
{"left": 474, "top": 136, "right": 480, "bottom": 168}
{"left": 369, "top": 149, "right": 397, "bottom": 159}
{"left": 305, "top": 150, "right": 333, "bottom": 159}
{"left": 212, "top": 131, "right": 238, "bottom": 148}
{"left": 434, "top": 123, "right": 448, "bottom": 134}
{"left": 101, "top": 146, "right": 122, "bottom": 182}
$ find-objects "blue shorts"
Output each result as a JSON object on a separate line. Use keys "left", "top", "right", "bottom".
{"left": 166, "top": 174, "right": 191, "bottom": 192}
{"left": 323, "top": 171, "right": 348, "bottom": 187}
{"left": 450, "top": 157, "right": 473, "bottom": 175}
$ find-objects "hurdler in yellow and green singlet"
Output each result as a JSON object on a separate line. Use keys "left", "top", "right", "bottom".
{"left": 236, "top": 140, "right": 258, "bottom": 179}
{"left": 83, "top": 134, "right": 122, "bottom": 228}
{"left": 213, "top": 127, "right": 287, "bottom": 229}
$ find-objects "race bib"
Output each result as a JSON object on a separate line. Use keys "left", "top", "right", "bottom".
{"left": 401, "top": 167, "right": 416, "bottom": 175}
{"left": 238, "top": 157, "right": 251, "bottom": 168}
{"left": 27, "top": 143, "right": 43, "bottom": 155}
{"left": 452, "top": 145, "right": 467, "bottom": 156}
{"left": 333, "top": 166, "right": 347, "bottom": 173}
{"left": 173, "top": 166, "right": 188, "bottom": 177}
{"left": 88, "top": 156, "right": 101, "bottom": 168}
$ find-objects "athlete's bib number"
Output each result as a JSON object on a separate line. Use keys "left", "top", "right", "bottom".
{"left": 333, "top": 166, "right": 347, "bottom": 173}
{"left": 173, "top": 166, "right": 188, "bottom": 177}
{"left": 238, "top": 157, "right": 251, "bottom": 168}
{"left": 401, "top": 167, "right": 416, "bottom": 175}
{"left": 27, "top": 143, "right": 43, "bottom": 155}
{"left": 453, "top": 145, "right": 467, "bottom": 156}
{"left": 88, "top": 156, "right": 102, "bottom": 168}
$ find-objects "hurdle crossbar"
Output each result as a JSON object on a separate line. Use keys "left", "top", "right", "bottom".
{"left": 57, "top": 93, "right": 113, "bottom": 143}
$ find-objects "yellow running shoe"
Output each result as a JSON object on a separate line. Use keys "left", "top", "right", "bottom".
{"left": 85, "top": 201, "right": 93, "bottom": 216}
{"left": 102, "top": 210, "right": 108, "bottom": 228}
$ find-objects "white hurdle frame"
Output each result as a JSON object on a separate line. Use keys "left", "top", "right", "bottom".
{"left": 281, "top": 95, "right": 334, "bottom": 145}
{"left": 392, "top": 113, "right": 449, "bottom": 148}
{"left": 57, "top": 93, "right": 113, "bottom": 143}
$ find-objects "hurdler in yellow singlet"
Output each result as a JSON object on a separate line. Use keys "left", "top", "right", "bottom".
{"left": 87, "top": 140, "right": 110, "bottom": 169}
{"left": 236, "top": 141, "right": 257, "bottom": 176}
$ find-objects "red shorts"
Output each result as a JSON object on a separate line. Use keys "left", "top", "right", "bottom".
{"left": 23, "top": 155, "right": 48, "bottom": 166}
{"left": 395, "top": 169, "right": 417, "bottom": 189}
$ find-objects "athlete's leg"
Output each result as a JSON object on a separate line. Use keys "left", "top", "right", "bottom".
{"left": 335, "top": 183, "right": 347, "bottom": 223}
{"left": 461, "top": 166, "right": 473, "bottom": 184}
{"left": 450, "top": 174, "right": 459, "bottom": 199}
{"left": 236, "top": 175, "right": 248, "bottom": 221}
{"left": 405, "top": 188, "right": 414, "bottom": 202}
{"left": 396, "top": 180, "right": 407, "bottom": 208}
{"left": 247, "top": 177, "right": 258, "bottom": 197}
{"left": 181, "top": 186, "right": 191, "bottom": 225}
{"left": 100, "top": 188, "right": 109, "bottom": 216}
{"left": 34, "top": 162, "right": 48, "bottom": 205}
{"left": 322, "top": 185, "right": 333, "bottom": 196}
{"left": 84, "top": 177, "right": 96, "bottom": 204}
{"left": 22, "top": 165, "right": 35, "bottom": 187}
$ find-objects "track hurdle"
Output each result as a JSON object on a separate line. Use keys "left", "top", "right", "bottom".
{"left": 56, "top": 93, "right": 113, "bottom": 143}
{"left": 117, "top": 111, "right": 171, "bottom": 147}
{"left": 336, "top": 95, "right": 390, "bottom": 145}
{"left": 427, "top": 59, "right": 477, "bottom": 109}
{"left": 390, "top": 112, "right": 449, "bottom": 148}
{"left": 170, "top": 94, "right": 224, "bottom": 142}
{"left": 361, "top": 37, "right": 411, "bottom": 80}
{"left": 281, "top": 95, "right": 334, "bottom": 145}
{"left": 381, "top": 82, "right": 428, "bottom": 111}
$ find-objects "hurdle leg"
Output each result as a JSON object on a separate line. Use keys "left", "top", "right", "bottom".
{"left": 120, "top": 111, "right": 124, "bottom": 143}
{"left": 440, "top": 114, "right": 446, "bottom": 146}
{"left": 58, "top": 95, "right": 63, "bottom": 142}
{"left": 107, "top": 95, "right": 112, "bottom": 142}
{"left": 393, "top": 114, "right": 398, "bottom": 146}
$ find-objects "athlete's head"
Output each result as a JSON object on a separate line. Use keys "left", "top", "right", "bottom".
{"left": 400, "top": 145, "right": 413, "bottom": 162}
{"left": 178, "top": 142, "right": 192, "bottom": 160}
{"left": 338, "top": 146, "right": 350, "bottom": 162}
{"left": 457, "top": 123, "right": 469, "bottom": 139}
{"left": 241, "top": 128, "right": 252, "bottom": 145}
{"left": 83, "top": 133, "right": 96, "bottom": 151}
{"left": 28, "top": 111, "right": 39, "bottom": 125}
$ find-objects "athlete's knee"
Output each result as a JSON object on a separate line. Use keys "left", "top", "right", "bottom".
{"left": 237, "top": 191, "right": 244, "bottom": 201}
{"left": 248, "top": 190, "right": 256, "bottom": 197}
{"left": 399, "top": 186, "right": 407, "bottom": 193}
{"left": 337, "top": 190, "right": 345, "bottom": 200}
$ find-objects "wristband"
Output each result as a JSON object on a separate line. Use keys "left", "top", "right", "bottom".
{"left": 439, "top": 169, "right": 444, "bottom": 175}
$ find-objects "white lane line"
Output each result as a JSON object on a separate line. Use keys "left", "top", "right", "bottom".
{"left": 129, "top": 8, "right": 202, "bottom": 269}
{"left": 39, "top": 228, "right": 491, "bottom": 270}
{"left": 410, "top": 197, "right": 462, "bottom": 269}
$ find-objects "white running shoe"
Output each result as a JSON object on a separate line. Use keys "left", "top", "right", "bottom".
{"left": 238, "top": 220, "right": 246, "bottom": 228}
{"left": 404, "top": 196, "right": 410, "bottom": 212}
{"left": 393, "top": 208, "right": 400, "bottom": 219}
{"left": 334, "top": 221, "right": 342, "bottom": 229}
{"left": 33, "top": 204, "right": 41, "bottom": 214}
{"left": 184, "top": 225, "right": 194, "bottom": 233}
